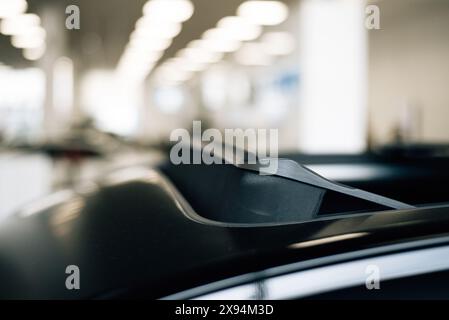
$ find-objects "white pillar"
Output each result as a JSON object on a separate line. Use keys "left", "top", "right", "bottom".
{"left": 298, "top": 0, "right": 367, "bottom": 153}
{"left": 39, "top": 5, "right": 69, "bottom": 140}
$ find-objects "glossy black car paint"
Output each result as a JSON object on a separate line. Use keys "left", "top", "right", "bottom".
{"left": 1, "top": 156, "right": 449, "bottom": 299}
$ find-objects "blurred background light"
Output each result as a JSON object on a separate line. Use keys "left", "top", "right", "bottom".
{"left": 11, "top": 26, "right": 46, "bottom": 48}
{"left": 235, "top": 42, "right": 273, "bottom": 66}
{"left": 261, "top": 31, "right": 295, "bottom": 56}
{"left": 201, "top": 67, "right": 228, "bottom": 111}
{"left": 180, "top": 44, "right": 223, "bottom": 64}
{"left": 217, "top": 16, "right": 262, "bottom": 41}
{"left": 134, "top": 18, "right": 182, "bottom": 39}
{"left": 143, "top": 0, "right": 194, "bottom": 23}
{"left": 117, "top": 0, "right": 194, "bottom": 83}
{"left": 53, "top": 57, "right": 74, "bottom": 117}
{"left": 12, "top": 33, "right": 45, "bottom": 49}
{"left": 152, "top": 85, "right": 186, "bottom": 114}
{"left": 237, "top": 1, "right": 288, "bottom": 26}
{"left": 168, "top": 57, "right": 206, "bottom": 73}
{"left": 202, "top": 28, "right": 242, "bottom": 53}
{"left": 128, "top": 36, "right": 172, "bottom": 51}
{"left": 0, "top": 0, "right": 27, "bottom": 19}
{"left": 156, "top": 63, "right": 193, "bottom": 83}
{"left": 0, "top": 13, "right": 40, "bottom": 35}
{"left": 22, "top": 43, "right": 46, "bottom": 60}
{"left": 81, "top": 70, "right": 141, "bottom": 136}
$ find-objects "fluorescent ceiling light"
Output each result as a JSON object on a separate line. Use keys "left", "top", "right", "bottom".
{"left": 217, "top": 16, "right": 261, "bottom": 41}
{"left": 156, "top": 64, "right": 193, "bottom": 83}
{"left": 133, "top": 27, "right": 181, "bottom": 41}
{"left": 202, "top": 28, "right": 241, "bottom": 52}
{"left": 187, "top": 39, "right": 205, "bottom": 49}
{"left": 12, "top": 35, "right": 44, "bottom": 49}
{"left": 163, "top": 58, "right": 185, "bottom": 71}
{"left": 0, "top": 0, "right": 27, "bottom": 19}
{"left": 261, "top": 31, "right": 295, "bottom": 55}
{"left": 143, "top": 0, "right": 194, "bottom": 23}
{"left": 180, "top": 60, "right": 207, "bottom": 72}
{"left": 202, "top": 28, "right": 232, "bottom": 41}
{"left": 135, "top": 17, "right": 182, "bottom": 38}
{"left": 116, "top": 0, "right": 194, "bottom": 83}
{"left": 11, "top": 27, "right": 46, "bottom": 48}
{"left": 0, "top": 13, "right": 41, "bottom": 35}
{"left": 122, "top": 49, "right": 163, "bottom": 63}
{"left": 177, "top": 46, "right": 223, "bottom": 64}
{"left": 158, "top": 61, "right": 193, "bottom": 79}
{"left": 128, "top": 62, "right": 156, "bottom": 74}
{"left": 23, "top": 25, "right": 46, "bottom": 39}
{"left": 235, "top": 42, "right": 273, "bottom": 66}
{"left": 128, "top": 36, "right": 172, "bottom": 52}
{"left": 23, "top": 44, "right": 46, "bottom": 61}
{"left": 167, "top": 57, "right": 206, "bottom": 72}
{"left": 118, "top": 56, "right": 156, "bottom": 70}
{"left": 118, "top": 63, "right": 156, "bottom": 82}
{"left": 237, "top": 1, "right": 288, "bottom": 26}
{"left": 202, "top": 38, "right": 241, "bottom": 53}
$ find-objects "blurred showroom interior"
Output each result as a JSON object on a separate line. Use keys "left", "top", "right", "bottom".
{"left": 1, "top": 0, "right": 449, "bottom": 217}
